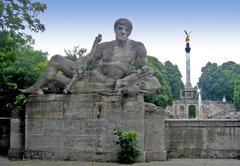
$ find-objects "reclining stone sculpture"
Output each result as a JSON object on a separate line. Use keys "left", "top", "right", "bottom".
{"left": 20, "top": 18, "right": 160, "bottom": 96}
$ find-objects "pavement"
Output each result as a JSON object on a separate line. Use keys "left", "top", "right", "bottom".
{"left": 0, "top": 157, "right": 240, "bottom": 166}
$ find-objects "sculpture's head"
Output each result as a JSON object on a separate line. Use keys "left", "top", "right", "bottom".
{"left": 114, "top": 18, "right": 133, "bottom": 41}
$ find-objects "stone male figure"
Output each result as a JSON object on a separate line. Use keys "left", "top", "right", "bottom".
{"left": 21, "top": 18, "right": 160, "bottom": 95}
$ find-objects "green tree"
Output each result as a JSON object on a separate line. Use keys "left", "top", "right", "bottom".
{"left": 234, "top": 77, "right": 240, "bottom": 111}
{"left": 145, "top": 56, "right": 172, "bottom": 108}
{"left": 0, "top": 0, "right": 47, "bottom": 116}
{"left": 0, "top": 31, "right": 48, "bottom": 115}
{"left": 63, "top": 46, "right": 101, "bottom": 71}
{"left": 198, "top": 62, "right": 219, "bottom": 100}
{"left": 0, "top": 0, "right": 46, "bottom": 33}
{"left": 64, "top": 46, "right": 87, "bottom": 61}
{"left": 198, "top": 61, "right": 240, "bottom": 101}
{"left": 163, "top": 61, "right": 184, "bottom": 100}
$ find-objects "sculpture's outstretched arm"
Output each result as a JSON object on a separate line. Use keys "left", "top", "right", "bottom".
{"left": 76, "top": 34, "right": 102, "bottom": 66}
{"left": 63, "top": 34, "right": 102, "bottom": 94}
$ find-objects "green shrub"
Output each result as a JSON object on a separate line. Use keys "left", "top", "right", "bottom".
{"left": 63, "top": 155, "right": 71, "bottom": 161}
{"left": 113, "top": 127, "right": 140, "bottom": 164}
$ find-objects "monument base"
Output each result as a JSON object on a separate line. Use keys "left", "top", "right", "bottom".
{"left": 25, "top": 94, "right": 166, "bottom": 161}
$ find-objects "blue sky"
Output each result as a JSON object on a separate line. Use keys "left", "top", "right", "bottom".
{"left": 29, "top": 0, "right": 240, "bottom": 86}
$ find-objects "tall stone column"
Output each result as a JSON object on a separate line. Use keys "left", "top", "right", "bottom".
{"left": 185, "top": 42, "right": 192, "bottom": 88}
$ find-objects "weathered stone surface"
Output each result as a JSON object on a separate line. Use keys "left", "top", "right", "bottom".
{"left": 146, "top": 151, "right": 167, "bottom": 161}
{"left": 63, "top": 119, "right": 82, "bottom": 134}
{"left": 9, "top": 117, "right": 24, "bottom": 157}
{"left": 25, "top": 94, "right": 147, "bottom": 161}
{"left": 25, "top": 135, "right": 64, "bottom": 151}
{"left": 144, "top": 103, "right": 166, "bottom": 161}
{"left": 26, "top": 100, "right": 63, "bottom": 119}
{"left": 165, "top": 120, "right": 240, "bottom": 158}
{"left": 23, "top": 94, "right": 240, "bottom": 161}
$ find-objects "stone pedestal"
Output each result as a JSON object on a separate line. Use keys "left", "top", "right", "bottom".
{"left": 0, "top": 118, "right": 10, "bottom": 155}
{"left": 25, "top": 94, "right": 146, "bottom": 161}
{"left": 8, "top": 107, "right": 24, "bottom": 157}
{"left": 144, "top": 103, "right": 167, "bottom": 161}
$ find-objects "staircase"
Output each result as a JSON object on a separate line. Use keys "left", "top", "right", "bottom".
{"left": 206, "top": 101, "right": 240, "bottom": 119}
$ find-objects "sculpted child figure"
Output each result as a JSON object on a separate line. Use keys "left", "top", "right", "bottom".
{"left": 21, "top": 18, "right": 160, "bottom": 95}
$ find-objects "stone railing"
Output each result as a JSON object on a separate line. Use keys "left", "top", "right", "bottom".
{"left": 165, "top": 119, "right": 240, "bottom": 159}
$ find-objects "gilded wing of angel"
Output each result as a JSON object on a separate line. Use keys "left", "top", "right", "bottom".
{"left": 184, "top": 30, "right": 191, "bottom": 42}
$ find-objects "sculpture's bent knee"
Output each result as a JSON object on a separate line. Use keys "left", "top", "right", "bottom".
{"left": 50, "top": 54, "right": 62, "bottom": 63}
{"left": 143, "top": 77, "right": 161, "bottom": 95}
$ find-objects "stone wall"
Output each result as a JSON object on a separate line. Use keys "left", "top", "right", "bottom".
{"left": 15, "top": 94, "right": 240, "bottom": 160}
{"left": 165, "top": 120, "right": 240, "bottom": 158}
{"left": 0, "top": 118, "right": 10, "bottom": 155}
{"left": 144, "top": 103, "right": 167, "bottom": 161}
{"left": 210, "top": 111, "right": 240, "bottom": 120}
{"left": 25, "top": 94, "right": 147, "bottom": 161}
{"left": 8, "top": 107, "right": 25, "bottom": 157}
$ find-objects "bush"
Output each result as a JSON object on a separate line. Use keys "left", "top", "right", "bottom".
{"left": 63, "top": 155, "right": 71, "bottom": 161}
{"left": 113, "top": 127, "right": 140, "bottom": 164}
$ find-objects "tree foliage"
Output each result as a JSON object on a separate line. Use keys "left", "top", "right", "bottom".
{"left": 145, "top": 56, "right": 172, "bottom": 108}
{"left": 0, "top": 31, "right": 48, "bottom": 116}
{"left": 234, "top": 77, "right": 240, "bottom": 111}
{"left": 0, "top": 0, "right": 46, "bottom": 33}
{"left": 0, "top": 0, "right": 47, "bottom": 116}
{"left": 198, "top": 61, "right": 240, "bottom": 102}
{"left": 64, "top": 45, "right": 87, "bottom": 61}
{"left": 163, "top": 60, "right": 184, "bottom": 100}
{"left": 63, "top": 45, "right": 101, "bottom": 71}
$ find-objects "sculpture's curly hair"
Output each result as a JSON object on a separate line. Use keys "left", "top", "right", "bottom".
{"left": 114, "top": 18, "right": 133, "bottom": 32}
